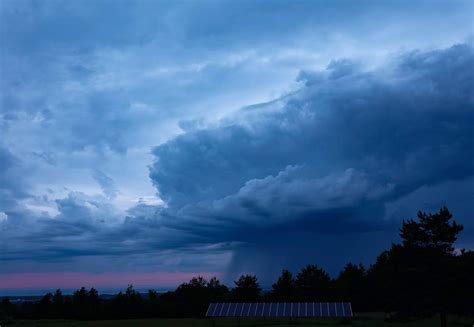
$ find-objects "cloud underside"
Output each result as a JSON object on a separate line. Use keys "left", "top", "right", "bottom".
{"left": 154, "top": 44, "right": 474, "bottom": 276}
{"left": 1, "top": 43, "right": 474, "bottom": 279}
{"left": 150, "top": 44, "right": 473, "bottom": 233}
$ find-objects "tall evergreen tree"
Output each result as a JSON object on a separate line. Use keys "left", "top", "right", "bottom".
{"left": 295, "top": 265, "right": 332, "bottom": 301}
{"left": 369, "top": 207, "right": 464, "bottom": 327}
{"left": 207, "top": 277, "right": 229, "bottom": 302}
{"left": 400, "top": 206, "right": 463, "bottom": 253}
{"left": 271, "top": 269, "right": 296, "bottom": 301}
{"left": 335, "top": 263, "right": 366, "bottom": 309}
{"left": 232, "top": 275, "right": 261, "bottom": 302}
{"left": 52, "top": 289, "right": 64, "bottom": 317}
{"left": 174, "top": 276, "right": 209, "bottom": 317}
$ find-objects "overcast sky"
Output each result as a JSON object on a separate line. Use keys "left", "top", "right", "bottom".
{"left": 1, "top": 0, "right": 473, "bottom": 294}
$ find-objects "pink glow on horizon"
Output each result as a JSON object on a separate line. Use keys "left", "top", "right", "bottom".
{"left": 0, "top": 271, "right": 222, "bottom": 291}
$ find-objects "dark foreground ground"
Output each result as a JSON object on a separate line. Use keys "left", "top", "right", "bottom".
{"left": 1, "top": 313, "right": 473, "bottom": 327}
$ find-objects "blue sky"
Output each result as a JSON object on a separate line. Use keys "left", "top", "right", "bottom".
{"left": 0, "top": 0, "right": 473, "bottom": 293}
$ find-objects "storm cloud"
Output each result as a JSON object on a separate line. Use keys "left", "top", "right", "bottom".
{"left": 1, "top": 0, "right": 473, "bottom": 290}
{"left": 1, "top": 42, "right": 473, "bottom": 284}
{"left": 151, "top": 44, "right": 473, "bottom": 225}
{"left": 148, "top": 43, "right": 474, "bottom": 278}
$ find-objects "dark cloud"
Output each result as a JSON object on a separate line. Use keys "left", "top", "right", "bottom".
{"left": 1, "top": 0, "right": 473, "bottom": 290}
{"left": 152, "top": 43, "right": 473, "bottom": 212}
{"left": 149, "top": 43, "right": 474, "bottom": 277}
{"left": 1, "top": 43, "right": 473, "bottom": 283}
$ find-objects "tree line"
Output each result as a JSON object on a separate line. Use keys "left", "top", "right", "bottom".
{"left": 1, "top": 207, "right": 473, "bottom": 325}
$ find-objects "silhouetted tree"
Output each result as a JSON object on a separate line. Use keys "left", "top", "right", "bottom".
{"left": 145, "top": 289, "right": 160, "bottom": 317}
{"left": 3, "top": 206, "right": 471, "bottom": 323}
{"left": 156, "top": 291, "right": 179, "bottom": 317}
{"left": 72, "top": 287, "right": 88, "bottom": 319}
{"left": 52, "top": 289, "right": 64, "bottom": 317}
{"left": 295, "top": 265, "right": 332, "bottom": 301}
{"left": 270, "top": 269, "right": 296, "bottom": 301}
{"left": 400, "top": 207, "right": 463, "bottom": 252}
{"left": 0, "top": 298, "right": 15, "bottom": 320}
{"left": 63, "top": 295, "right": 74, "bottom": 318}
{"left": 207, "top": 276, "right": 229, "bottom": 302}
{"left": 335, "top": 263, "right": 366, "bottom": 309}
{"left": 70, "top": 287, "right": 102, "bottom": 319}
{"left": 37, "top": 292, "right": 54, "bottom": 318}
{"left": 232, "top": 275, "right": 261, "bottom": 302}
{"left": 174, "top": 276, "right": 209, "bottom": 317}
{"left": 113, "top": 285, "right": 143, "bottom": 318}
{"left": 128, "top": 284, "right": 144, "bottom": 317}
{"left": 148, "top": 289, "right": 159, "bottom": 301}
{"left": 87, "top": 288, "right": 101, "bottom": 319}
{"left": 369, "top": 207, "right": 463, "bottom": 327}
{"left": 155, "top": 276, "right": 229, "bottom": 317}
{"left": 453, "top": 250, "right": 474, "bottom": 316}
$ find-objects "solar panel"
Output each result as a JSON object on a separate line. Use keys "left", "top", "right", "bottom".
{"left": 301, "top": 303, "right": 307, "bottom": 317}
{"left": 321, "top": 302, "right": 328, "bottom": 317}
{"left": 206, "top": 302, "right": 353, "bottom": 317}
{"left": 254, "top": 302, "right": 263, "bottom": 316}
{"left": 235, "top": 302, "right": 243, "bottom": 316}
{"left": 343, "top": 302, "right": 352, "bottom": 317}
{"left": 206, "top": 303, "right": 217, "bottom": 316}
{"left": 242, "top": 303, "right": 249, "bottom": 316}
{"left": 335, "top": 302, "right": 344, "bottom": 317}
{"left": 220, "top": 303, "right": 230, "bottom": 317}
{"left": 314, "top": 302, "right": 321, "bottom": 316}
{"left": 213, "top": 303, "right": 222, "bottom": 316}
{"left": 262, "top": 302, "right": 271, "bottom": 316}
{"left": 276, "top": 302, "right": 284, "bottom": 316}
{"left": 227, "top": 303, "right": 237, "bottom": 317}
{"left": 270, "top": 302, "right": 278, "bottom": 317}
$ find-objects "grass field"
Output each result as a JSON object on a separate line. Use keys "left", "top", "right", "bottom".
{"left": 2, "top": 313, "right": 473, "bottom": 327}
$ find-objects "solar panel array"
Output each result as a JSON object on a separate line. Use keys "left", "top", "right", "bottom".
{"left": 206, "top": 302, "right": 352, "bottom": 317}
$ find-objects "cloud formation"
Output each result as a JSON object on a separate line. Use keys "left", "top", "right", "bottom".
{"left": 149, "top": 43, "right": 474, "bottom": 277}
{"left": 93, "top": 170, "right": 119, "bottom": 199}
{"left": 151, "top": 44, "right": 473, "bottom": 221}
{"left": 1, "top": 42, "right": 473, "bottom": 286}
{"left": 1, "top": 0, "right": 473, "bottom": 290}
